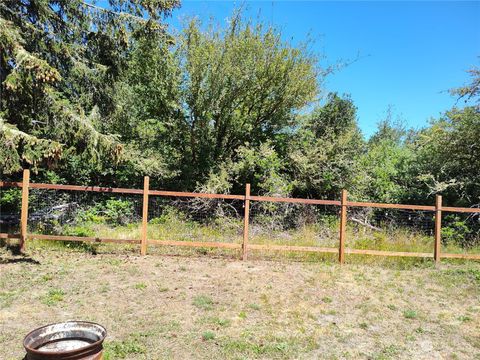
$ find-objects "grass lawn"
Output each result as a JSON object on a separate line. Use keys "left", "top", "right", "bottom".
{"left": 1, "top": 246, "right": 479, "bottom": 359}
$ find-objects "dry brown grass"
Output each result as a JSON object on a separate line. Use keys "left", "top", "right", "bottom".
{"left": 0, "top": 247, "right": 479, "bottom": 359}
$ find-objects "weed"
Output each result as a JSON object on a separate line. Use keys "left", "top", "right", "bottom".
{"left": 403, "top": 310, "right": 417, "bottom": 319}
{"left": 193, "top": 295, "right": 214, "bottom": 310}
{"left": 238, "top": 311, "right": 247, "bottom": 319}
{"left": 41, "top": 274, "right": 53, "bottom": 282}
{"left": 107, "top": 259, "right": 121, "bottom": 266}
{"left": 359, "top": 322, "right": 368, "bottom": 330}
{"left": 43, "top": 289, "right": 65, "bottom": 306}
{"left": 220, "top": 337, "right": 300, "bottom": 357}
{"left": 372, "top": 344, "right": 401, "bottom": 360}
{"left": 202, "top": 331, "right": 216, "bottom": 341}
{"left": 458, "top": 315, "right": 472, "bottom": 322}
{"left": 134, "top": 283, "right": 147, "bottom": 290}
{"left": 248, "top": 303, "right": 261, "bottom": 310}
{"left": 199, "top": 316, "right": 231, "bottom": 327}
{"left": 415, "top": 327, "right": 425, "bottom": 334}
{"left": 104, "top": 338, "right": 145, "bottom": 359}
{"left": 322, "top": 296, "right": 333, "bottom": 303}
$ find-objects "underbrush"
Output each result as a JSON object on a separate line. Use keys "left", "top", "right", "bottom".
{"left": 20, "top": 211, "right": 480, "bottom": 267}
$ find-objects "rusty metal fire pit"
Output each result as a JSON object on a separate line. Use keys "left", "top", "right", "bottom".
{"left": 23, "top": 321, "right": 106, "bottom": 360}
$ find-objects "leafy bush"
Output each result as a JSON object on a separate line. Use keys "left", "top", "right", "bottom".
{"left": 0, "top": 188, "right": 21, "bottom": 213}
{"left": 442, "top": 215, "right": 472, "bottom": 247}
{"left": 77, "top": 207, "right": 106, "bottom": 224}
{"left": 76, "top": 199, "right": 134, "bottom": 225}
{"left": 64, "top": 225, "right": 95, "bottom": 237}
{"left": 149, "top": 205, "right": 187, "bottom": 225}
{"left": 104, "top": 199, "right": 134, "bottom": 224}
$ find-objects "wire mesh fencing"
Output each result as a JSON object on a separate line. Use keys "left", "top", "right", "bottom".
{"left": 247, "top": 201, "right": 339, "bottom": 261}
{"left": 27, "top": 188, "right": 143, "bottom": 236}
{"left": 345, "top": 207, "right": 435, "bottom": 256}
{"left": 2, "top": 171, "right": 480, "bottom": 262}
{"left": 441, "top": 211, "right": 480, "bottom": 256}
{"left": 146, "top": 196, "right": 243, "bottom": 257}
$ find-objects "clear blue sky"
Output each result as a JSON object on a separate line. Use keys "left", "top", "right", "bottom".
{"left": 166, "top": 1, "right": 479, "bottom": 137}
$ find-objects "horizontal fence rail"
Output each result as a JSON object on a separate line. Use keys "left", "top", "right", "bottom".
{"left": 1, "top": 169, "right": 480, "bottom": 262}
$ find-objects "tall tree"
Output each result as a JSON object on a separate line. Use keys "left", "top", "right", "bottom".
{"left": 357, "top": 111, "right": 415, "bottom": 203}
{"left": 176, "top": 13, "right": 319, "bottom": 186}
{"left": 288, "top": 93, "right": 364, "bottom": 199}
{"left": 0, "top": 0, "right": 179, "bottom": 179}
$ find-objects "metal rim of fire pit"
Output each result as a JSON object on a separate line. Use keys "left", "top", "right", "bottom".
{"left": 23, "top": 321, "right": 106, "bottom": 360}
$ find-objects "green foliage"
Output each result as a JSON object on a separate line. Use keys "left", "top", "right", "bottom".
{"left": 357, "top": 114, "right": 415, "bottom": 203}
{"left": 64, "top": 226, "right": 96, "bottom": 238}
{"left": 0, "top": 188, "right": 21, "bottom": 212}
{"left": 288, "top": 93, "right": 364, "bottom": 199}
{"left": 176, "top": 13, "right": 319, "bottom": 184}
{"left": 233, "top": 142, "right": 292, "bottom": 196}
{"left": 149, "top": 206, "right": 187, "bottom": 225}
{"left": 1, "top": 1, "right": 479, "bottom": 250}
{"left": 415, "top": 105, "right": 480, "bottom": 205}
{"left": 0, "top": 0, "right": 178, "bottom": 179}
{"left": 77, "top": 199, "right": 134, "bottom": 225}
{"left": 442, "top": 215, "right": 472, "bottom": 247}
{"left": 104, "top": 199, "right": 135, "bottom": 224}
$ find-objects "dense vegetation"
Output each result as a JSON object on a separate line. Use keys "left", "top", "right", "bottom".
{"left": 1, "top": 1, "right": 479, "bottom": 210}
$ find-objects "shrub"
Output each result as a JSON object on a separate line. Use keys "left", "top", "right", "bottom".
{"left": 149, "top": 205, "right": 187, "bottom": 225}
{"left": 76, "top": 199, "right": 134, "bottom": 225}
{"left": 0, "top": 188, "right": 21, "bottom": 213}
{"left": 442, "top": 215, "right": 472, "bottom": 247}
{"left": 104, "top": 199, "right": 134, "bottom": 224}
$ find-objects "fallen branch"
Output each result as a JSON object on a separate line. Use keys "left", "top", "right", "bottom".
{"left": 350, "top": 217, "right": 382, "bottom": 231}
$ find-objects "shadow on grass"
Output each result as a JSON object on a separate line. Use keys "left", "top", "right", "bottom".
{"left": 0, "top": 239, "right": 41, "bottom": 264}
{"left": 0, "top": 256, "right": 40, "bottom": 265}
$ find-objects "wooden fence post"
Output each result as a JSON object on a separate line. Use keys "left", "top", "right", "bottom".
{"left": 242, "top": 183, "right": 251, "bottom": 260}
{"left": 141, "top": 176, "right": 150, "bottom": 256}
{"left": 20, "top": 169, "right": 30, "bottom": 252}
{"left": 434, "top": 194, "right": 442, "bottom": 263}
{"left": 338, "top": 189, "right": 347, "bottom": 264}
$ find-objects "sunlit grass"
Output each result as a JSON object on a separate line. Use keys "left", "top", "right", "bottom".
{"left": 24, "top": 214, "right": 480, "bottom": 264}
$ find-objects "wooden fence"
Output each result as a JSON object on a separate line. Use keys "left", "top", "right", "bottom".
{"left": 1, "top": 169, "right": 480, "bottom": 262}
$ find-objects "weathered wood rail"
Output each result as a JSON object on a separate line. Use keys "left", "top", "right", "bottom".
{"left": 1, "top": 169, "right": 480, "bottom": 261}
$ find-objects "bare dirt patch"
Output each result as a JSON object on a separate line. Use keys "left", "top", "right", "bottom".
{"left": 1, "top": 249, "right": 479, "bottom": 359}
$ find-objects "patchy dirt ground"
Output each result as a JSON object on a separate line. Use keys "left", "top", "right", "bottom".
{"left": 1, "top": 248, "right": 479, "bottom": 360}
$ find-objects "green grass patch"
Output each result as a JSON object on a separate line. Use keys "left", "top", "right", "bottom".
{"left": 219, "top": 335, "right": 315, "bottom": 359}
{"left": 403, "top": 309, "right": 417, "bottom": 319}
{"left": 193, "top": 295, "right": 214, "bottom": 310}
{"left": 202, "top": 331, "right": 216, "bottom": 341}
{"left": 42, "top": 289, "right": 65, "bottom": 306}
{"left": 372, "top": 344, "right": 402, "bottom": 360}
{"left": 134, "top": 283, "right": 147, "bottom": 290}
{"left": 104, "top": 337, "right": 145, "bottom": 359}
{"left": 248, "top": 303, "right": 261, "bottom": 310}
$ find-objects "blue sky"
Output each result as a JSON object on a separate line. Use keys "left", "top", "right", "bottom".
{"left": 166, "top": 1, "right": 479, "bottom": 137}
